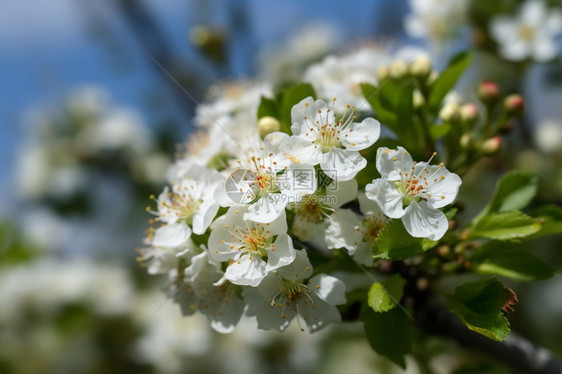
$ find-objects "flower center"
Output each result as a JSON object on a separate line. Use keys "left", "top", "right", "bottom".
{"left": 395, "top": 151, "right": 448, "bottom": 206}
{"left": 294, "top": 195, "right": 334, "bottom": 223}
{"left": 362, "top": 216, "right": 386, "bottom": 241}
{"left": 159, "top": 187, "right": 202, "bottom": 224}
{"left": 302, "top": 98, "right": 357, "bottom": 153}
{"left": 271, "top": 280, "right": 315, "bottom": 319}
{"left": 226, "top": 222, "right": 272, "bottom": 257}
{"left": 519, "top": 24, "right": 536, "bottom": 41}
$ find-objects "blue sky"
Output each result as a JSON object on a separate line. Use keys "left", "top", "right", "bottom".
{"left": 0, "top": 0, "right": 408, "bottom": 210}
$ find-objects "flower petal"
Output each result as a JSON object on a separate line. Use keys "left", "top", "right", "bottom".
{"left": 376, "top": 146, "right": 413, "bottom": 181}
{"left": 280, "top": 135, "right": 323, "bottom": 165}
{"left": 324, "top": 209, "right": 362, "bottom": 252}
{"left": 320, "top": 148, "right": 366, "bottom": 181}
{"left": 309, "top": 274, "right": 346, "bottom": 305}
{"left": 243, "top": 192, "right": 287, "bottom": 223}
{"left": 266, "top": 234, "right": 296, "bottom": 271}
{"left": 225, "top": 253, "right": 267, "bottom": 287}
{"left": 365, "top": 179, "right": 405, "bottom": 219}
{"left": 340, "top": 117, "right": 380, "bottom": 151}
{"left": 402, "top": 200, "right": 448, "bottom": 240}
{"left": 152, "top": 222, "right": 191, "bottom": 248}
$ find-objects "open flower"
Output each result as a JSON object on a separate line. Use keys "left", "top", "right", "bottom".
{"left": 290, "top": 179, "right": 358, "bottom": 243}
{"left": 220, "top": 132, "right": 316, "bottom": 223}
{"left": 365, "top": 147, "right": 461, "bottom": 240}
{"left": 244, "top": 249, "right": 346, "bottom": 333}
{"left": 281, "top": 97, "right": 380, "bottom": 181}
{"left": 490, "top": 0, "right": 562, "bottom": 62}
{"left": 153, "top": 164, "right": 222, "bottom": 236}
{"left": 208, "top": 207, "right": 296, "bottom": 287}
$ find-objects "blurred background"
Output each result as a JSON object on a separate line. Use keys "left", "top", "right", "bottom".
{"left": 1, "top": 0, "right": 561, "bottom": 373}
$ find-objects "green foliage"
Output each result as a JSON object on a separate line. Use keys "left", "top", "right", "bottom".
{"left": 367, "top": 273, "right": 406, "bottom": 312}
{"left": 474, "top": 171, "right": 538, "bottom": 223}
{"left": 428, "top": 52, "right": 473, "bottom": 113}
{"left": 363, "top": 307, "right": 413, "bottom": 369}
{"left": 448, "top": 278, "right": 510, "bottom": 341}
{"left": 470, "top": 242, "right": 557, "bottom": 282}
{"left": 257, "top": 96, "right": 279, "bottom": 119}
{"left": 0, "top": 222, "right": 40, "bottom": 264}
{"left": 372, "top": 220, "right": 423, "bottom": 260}
{"left": 361, "top": 81, "right": 422, "bottom": 153}
{"left": 528, "top": 204, "right": 562, "bottom": 238}
{"left": 429, "top": 123, "right": 452, "bottom": 140}
{"left": 279, "top": 83, "right": 316, "bottom": 134}
{"left": 469, "top": 211, "right": 542, "bottom": 241}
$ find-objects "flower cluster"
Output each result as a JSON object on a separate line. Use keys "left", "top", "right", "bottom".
{"left": 140, "top": 46, "right": 462, "bottom": 334}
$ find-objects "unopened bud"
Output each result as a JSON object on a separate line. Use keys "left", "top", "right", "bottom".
{"left": 460, "top": 133, "right": 472, "bottom": 150}
{"left": 426, "top": 70, "right": 439, "bottom": 86}
{"left": 377, "top": 65, "right": 390, "bottom": 82}
{"left": 460, "top": 103, "right": 478, "bottom": 125}
{"left": 481, "top": 136, "right": 503, "bottom": 156}
{"left": 410, "top": 56, "right": 432, "bottom": 79}
{"left": 478, "top": 80, "right": 501, "bottom": 102}
{"left": 390, "top": 59, "right": 409, "bottom": 80}
{"left": 504, "top": 94, "right": 525, "bottom": 116}
{"left": 439, "top": 102, "right": 460, "bottom": 123}
{"left": 258, "top": 116, "right": 280, "bottom": 138}
{"left": 413, "top": 89, "right": 425, "bottom": 109}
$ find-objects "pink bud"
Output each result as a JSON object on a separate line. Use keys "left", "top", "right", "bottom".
{"left": 481, "top": 136, "right": 503, "bottom": 156}
{"left": 478, "top": 80, "right": 500, "bottom": 102}
{"left": 504, "top": 94, "right": 525, "bottom": 116}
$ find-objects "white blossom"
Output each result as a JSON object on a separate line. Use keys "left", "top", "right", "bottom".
{"left": 282, "top": 97, "right": 380, "bottom": 181}
{"left": 366, "top": 147, "right": 461, "bottom": 240}
{"left": 490, "top": 0, "right": 562, "bottom": 62}
{"left": 208, "top": 207, "right": 295, "bottom": 287}
{"left": 244, "top": 249, "right": 346, "bottom": 333}
{"left": 405, "top": 0, "right": 468, "bottom": 44}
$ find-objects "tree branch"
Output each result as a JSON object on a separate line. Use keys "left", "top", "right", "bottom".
{"left": 415, "top": 297, "right": 562, "bottom": 374}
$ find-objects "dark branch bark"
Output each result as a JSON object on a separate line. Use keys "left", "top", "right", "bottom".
{"left": 415, "top": 297, "right": 562, "bottom": 374}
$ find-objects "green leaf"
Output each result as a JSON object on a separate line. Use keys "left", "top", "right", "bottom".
{"left": 363, "top": 307, "right": 413, "bottom": 369}
{"left": 448, "top": 278, "right": 510, "bottom": 341}
{"left": 470, "top": 242, "right": 556, "bottom": 282}
{"left": 280, "top": 83, "right": 315, "bottom": 134}
{"left": 361, "top": 81, "right": 421, "bottom": 153}
{"left": 368, "top": 274, "right": 406, "bottom": 312}
{"left": 474, "top": 171, "right": 538, "bottom": 223}
{"left": 469, "top": 211, "right": 541, "bottom": 241}
{"left": 428, "top": 52, "right": 473, "bottom": 112}
{"left": 257, "top": 96, "right": 279, "bottom": 119}
{"left": 372, "top": 220, "right": 423, "bottom": 260}
{"left": 528, "top": 205, "right": 562, "bottom": 238}
{"left": 429, "top": 123, "right": 452, "bottom": 140}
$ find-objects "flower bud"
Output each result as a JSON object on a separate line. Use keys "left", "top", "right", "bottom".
{"left": 413, "top": 89, "right": 425, "bottom": 109}
{"left": 410, "top": 56, "right": 432, "bottom": 79}
{"left": 504, "top": 94, "right": 525, "bottom": 116}
{"left": 459, "top": 133, "right": 472, "bottom": 150}
{"left": 389, "top": 59, "right": 409, "bottom": 80}
{"left": 258, "top": 116, "right": 281, "bottom": 138}
{"left": 439, "top": 102, "right": 460, "bottom": 123}
{"left": 478, "top": 80, "right": 500, "bottom": 103}
{"left": 481, "top": 136, "right": 503, "bottom": 156}
{"left": 377, "top": 65, "right": 390, "bottom": 82}
{"left": 460, "top": 103, "right": 478, "bottom": 125}
{"left": 426, "top": 70, "right": 439, "bottom": 86}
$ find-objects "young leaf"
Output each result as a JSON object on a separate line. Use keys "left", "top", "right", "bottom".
{"left": 279, "top": 83, "right": 315, "bottom": 134}
{"left": 470, "top": 243, "right": 556, "bottom": 282}
{"left": 448, "top": 278, "right": 510, "bottom": 341}
{"left": 428, "top": 52, "right": 473, "bottom": 112}
{"left": 367, "top": 274, "right": 406, "bottom": 312}
{"left": 257, "top": 96, "right": 279, "bottom": 119}
{"left": 528, "top": 205, "right": 562, "bottom": 239}
{"left": 469, "top": 211, "right": 541, "bottom": 241}
{"left": 473, "top": 171, "right": 538, "bottom": 224}
{"left": 363, "top": 307, "right": 413, "bottom": 369}
{"left": 372, "top": 220, "right": 423, "bottom": 260}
